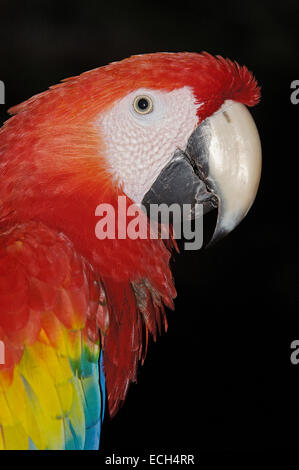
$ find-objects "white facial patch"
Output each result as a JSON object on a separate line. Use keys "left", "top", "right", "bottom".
{"left": 94, "top": 87, "right": 200, "bottom": 203}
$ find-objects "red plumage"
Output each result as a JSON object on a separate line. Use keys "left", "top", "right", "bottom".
{"left": 0, "top": 52, "right": 260, "bottom": 416}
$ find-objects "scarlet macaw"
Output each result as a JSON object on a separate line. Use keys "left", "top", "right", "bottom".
{"left": 0, "top": 52, "right": 261, "bottom": 450}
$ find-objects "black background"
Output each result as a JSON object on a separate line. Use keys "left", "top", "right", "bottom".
{"left": 0, "top": 0, "right": 298, "bottom": 455}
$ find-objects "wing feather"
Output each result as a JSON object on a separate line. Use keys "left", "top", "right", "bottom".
{"left": 0, "top": 222, "right": 104, "bottom": 450}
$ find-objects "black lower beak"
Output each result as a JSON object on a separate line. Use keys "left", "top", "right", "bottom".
{"left": 141, "top": 138, "right": 218, "bottom": 221}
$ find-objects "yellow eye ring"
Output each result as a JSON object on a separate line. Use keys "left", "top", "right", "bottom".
{"left": 133, "top": 95, "right": 153, "bottom": 115}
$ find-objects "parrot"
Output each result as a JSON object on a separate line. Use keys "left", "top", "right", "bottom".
{"left": 0, "top": 52, "right": 262, "bottom": 450}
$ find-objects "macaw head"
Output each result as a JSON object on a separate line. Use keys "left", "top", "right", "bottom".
{"left": 92, "top": 52, "right": 262, "bottom": 244}
{"left": 1, "top": 52, "right": 261, "bottom": 269}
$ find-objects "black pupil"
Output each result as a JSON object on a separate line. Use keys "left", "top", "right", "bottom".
{"left": 137, "top": 98, "right": 149, "bottom": 110}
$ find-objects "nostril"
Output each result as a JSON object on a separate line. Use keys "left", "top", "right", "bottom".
{"left": 223, "top": 111, "right": 231, "bottom": 123}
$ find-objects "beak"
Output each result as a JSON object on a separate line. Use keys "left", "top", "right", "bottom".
{"left": 142, "top": 100, "right": 262, "bottom": 245}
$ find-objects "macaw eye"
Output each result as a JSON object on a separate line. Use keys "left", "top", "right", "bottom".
{"left": 133, "top": 95, "right": 153, "bottom": 115}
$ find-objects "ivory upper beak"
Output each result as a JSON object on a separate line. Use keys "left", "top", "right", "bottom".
{"left": 205, "top": 100, "right": 262, "bottom": 243}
